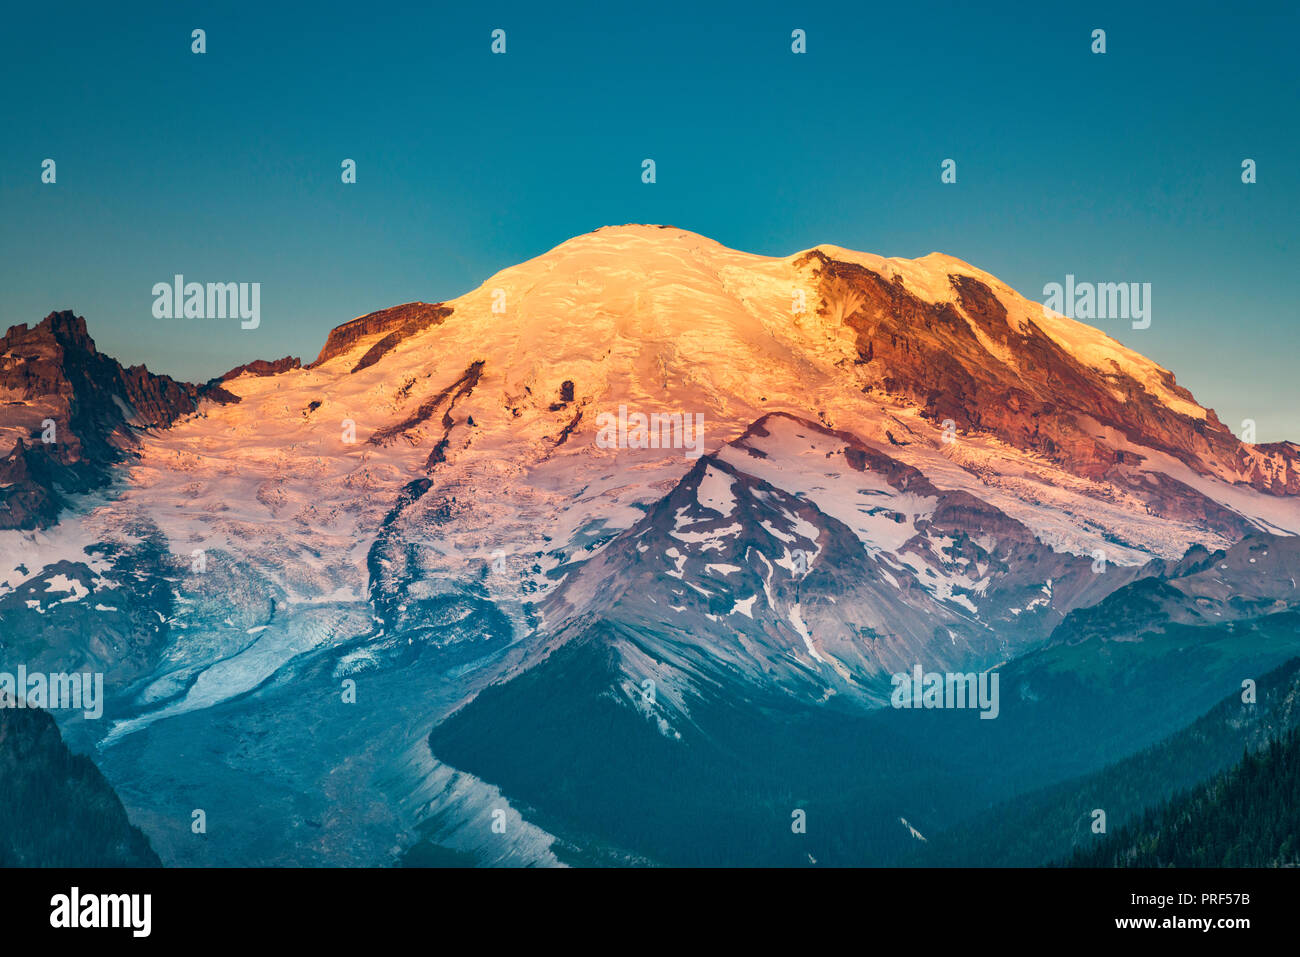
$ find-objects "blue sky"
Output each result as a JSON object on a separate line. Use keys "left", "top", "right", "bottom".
{"left": 2, "top": 0, "right": 1296, "bottom": 439}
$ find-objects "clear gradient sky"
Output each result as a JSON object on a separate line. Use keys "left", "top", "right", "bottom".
{"left": 2, "top": 1, "right": 1296, "bottom": 439}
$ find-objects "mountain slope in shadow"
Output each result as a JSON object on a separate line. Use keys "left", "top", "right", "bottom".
{"left": 0, "top": 700, "right": 159, "bottom": 867}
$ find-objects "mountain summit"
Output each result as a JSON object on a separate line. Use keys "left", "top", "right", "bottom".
{"left": 2, "top": 225, "right": 1297, "bottom": 865}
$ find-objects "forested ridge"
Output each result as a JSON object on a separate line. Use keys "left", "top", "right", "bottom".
{"left": 0, "top": 703, "right": 159, "bottom": 867}
{"left": 1069, "top": 724, "right": 1300, "bottom": 868}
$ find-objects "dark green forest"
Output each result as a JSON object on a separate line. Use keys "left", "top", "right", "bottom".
{"left": 1069, "top": 723, "right": 1300, "bottom": 868}
{"left": 906, "top": 655, "right": 1300, "bottom": 867}
{"left": 0, "top": 703, "right": 158, "bottom": 867}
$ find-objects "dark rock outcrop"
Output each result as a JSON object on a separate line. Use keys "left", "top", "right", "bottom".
{"left": 0, "top": 311, "right": 225, "bottom": 529}
{"left": 309, "top": 302, "right": 452, "bottom": 370}
{"left": 800, "top": 251, "right": 1300, "bottom": 525}
{"left": 216, "top": 355, "right": 302, "bottom": 381}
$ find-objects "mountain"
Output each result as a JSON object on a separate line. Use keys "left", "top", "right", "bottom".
{"left": 424, "top": 538, "right": 1300, "bottom": 865}
{"left": 905, "top": 653, "right": 1300, "bottom": 867}
{"left": 0, "top": 694, "right": 159, "bottom": 867}
{"left": 1, "top": 225, "right": 1297, "bottom": 866}
{"left": 1068, "top": 722, "right": 1300, "bottom": 868}
{"left": 803, "top": 247, "right": 1299, "bottom": 501}
{"left": 527, "top": 411, "right": 1130, "bottom": 715}
{"left": 0, "top": 311, "right": 233, "bottom": 529}
{"left": 1045, "top": 532, "right": 1300, "bottom": 646}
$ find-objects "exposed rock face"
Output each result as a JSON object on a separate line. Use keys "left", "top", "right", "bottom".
{"left": 1, "top": 311, "right": 199, "bottom": 438}
{"left": 0, "top": 439, "right": 62, "bottom": 529}
{"left": 1247, "top": 441, "right": 1300, "bottom": 495}
{"left": 801, "top": 250, "right": 1300, "bottom": 513}
{"left": 216, "top": 355, "right": 302, "bottom": 381}
{"left": 310, "top": 302, "right": 453, "bottom": 370}
{"left": 0, "top": 311, "right": 224, "bottom": 529}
